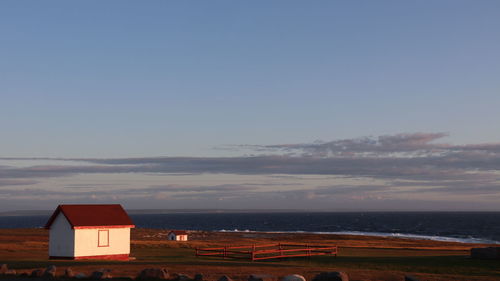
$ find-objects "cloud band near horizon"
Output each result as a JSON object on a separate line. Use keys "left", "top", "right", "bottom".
{"left": 0, "top": 133, "right": 499, "bottom": 211}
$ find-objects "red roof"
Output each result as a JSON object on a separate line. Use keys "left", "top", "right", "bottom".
{"left": 45, "top": 204, "right": 135, "bottom": 229}
{"left": 169, "top": 230, "right": 188, "bottom": 235}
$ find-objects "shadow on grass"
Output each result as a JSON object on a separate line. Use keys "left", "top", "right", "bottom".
{"left": 304, "top": 255, "right": 500, "bottom": 277}
{"left": 5, "top": 257, "right": 292, "bottom": 270}
{"left": 6, "top": 260, "right": 131, "bottom": 269}
{"left": 6, "top": 254, "right": 500, "bottom": 278}
{"left": 135, "top": 256, "right": 293, "bottom": 268}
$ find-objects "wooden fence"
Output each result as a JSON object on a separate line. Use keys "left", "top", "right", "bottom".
{"left": 195, "top": 243, "right": 337, "bottom": 261}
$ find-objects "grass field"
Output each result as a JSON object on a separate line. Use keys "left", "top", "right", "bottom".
{"left": 0, "top": 228, "right": 499, "bottom": 281}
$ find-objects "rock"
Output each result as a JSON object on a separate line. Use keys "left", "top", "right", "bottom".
{"left": 249, "top": 274, "right": 276, "bottom": 281}
{"left": 91, "top": 269, "right": 112, "bottom": 279}
{"left": 75, "top": 273, "right": 87, "bottom": 279}
{"left": 64, "top": 268, "right": 75, "bottom": 278}
{"left": 471, "top": 247, "right": 500, "bottom": 259}
{"left": 43, "top": 265, "right": 57, "bottom": 278}
{"left": 176, "top": 274, "right": 193, "bottom": 281}
{"left": 218, "top": 275, "right": 234, "bottom": 281}
{"left": 91, "top": 271, "right": 103, "bottom": 279}
{"left": 31, "top": 269, "right": 44, "bottom": 278}
{"left": 281, "top": 275, "right": 306, "bottom": 281}
{"left": 404, "top": 275, "right": 419, "bottom": 281}
{"left": 0, "top": 264, "right": 8, "bottom": 274}
{"left": 312, "top": 272, "right": 349, "bottom": 281}
{"left": 194, "top": 273, "right": 203, "bottom": 281}
{"left": 136, "top": 268, "right": 169, "bottom": 280}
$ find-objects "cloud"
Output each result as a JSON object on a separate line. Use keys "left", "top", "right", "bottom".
{"left": 64, "top": 183, "right": 118, "bottom": 189}
{"left": 0, "top": 133, "right": 500, "bottom": 184}
{"left": 0, "top": 183, "right": 264, "bottom": 206}
{"left": 230, "top": 132, "right": 451, "bottom": 157}
{"left": 123, "top": 184, "right": 259, "bottom": 193}
{"left": 391, "top": 181, "right": 500, "bottom": 195}
{"left": 229, "top": 132, "right": 500, "bottom": 159}
{"left": 313, "top": 185, "right": 391, "bottom": 195}
{"left": 1, "top": 132, "right": 500, "bottom": 202}
{"left": 0, "top": 179, "right": 39, "bottom": 187}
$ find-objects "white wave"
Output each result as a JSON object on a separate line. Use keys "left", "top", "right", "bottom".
{"left": 322, "top": 231, "right": 500, "bottom": 244}
{"left": 220, "top": 229, "right": 251, "bottom": 232}
{"left": 218, "top": 229, "right": 500, "bottom": 244}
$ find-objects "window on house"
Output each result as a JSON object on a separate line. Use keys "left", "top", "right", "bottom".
{"left": 98, "top": 230, "right": 109, "bottom": 247}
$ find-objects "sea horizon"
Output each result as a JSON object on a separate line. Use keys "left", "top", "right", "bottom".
{"left": 2, "top": 212, "right": 499, "bottom": 245}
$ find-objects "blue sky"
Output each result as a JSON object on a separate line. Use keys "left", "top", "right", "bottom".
{"left": 0, "top": 1, "right": 500, "bottom": 211}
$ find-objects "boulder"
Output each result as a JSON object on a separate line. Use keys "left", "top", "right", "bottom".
{"left": 194, "top": 273, "right": 204, "bottom": 281}
{"left": 43, "top": 265, "right": 57, "bottom": 278}
{"left": 471, "top": 247, "right": 500, "bottom": 259}
{"left": 176, "top": 274, "right": 193, "bottom": 281}
{"left": 404, "top": 275, "right": 419, "bottom": 281}
{"left": 136, "top": 268, "right": 169, "bottom": 280}
{"left": 64, "top": 268, "right": 75, "bottom": 278}
{"left": 75, "top": 273, "right": 87, "bottom": 279}
{"left": 91, "top": 269, "right": 112, "bottom": 279}
{"left": 281, "top": 275, "right": 306, "bottom": 281}
{"left": 0, "top": 264, "right": 8, "bottom": 274}
{"left": 312, "top": 272, "right": 349, "bottom": 281}
{"left": 31, "top": 269, "right": 44, "bottom": 278}
{"left": 249, "top": 274, "right": 276, "bottom": 281}
{"left": 218, "top": 275, "right": 234, "bottom": 281}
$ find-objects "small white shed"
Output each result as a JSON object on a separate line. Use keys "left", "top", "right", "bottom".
{"left": 168, "top": 230, "right": 188, "bottom": 241}
{"left": 45, "top": 204, "right": 135, "bottom": 260}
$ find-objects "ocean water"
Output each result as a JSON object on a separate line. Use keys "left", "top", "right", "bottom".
{"left": 1, "top": 212, "right": 499, "bottom": 244}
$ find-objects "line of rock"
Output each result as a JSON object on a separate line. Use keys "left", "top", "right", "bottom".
{"left": 0, "top": 264, "right": 420, "bottom": 281}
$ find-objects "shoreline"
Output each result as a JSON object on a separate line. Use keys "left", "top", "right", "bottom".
{"left": 217, "top": 229, "right": 500, "bottom": 245}
{"left": 2, "top": 212, "right": 499, "bottom": 246}
{"left": 1, "top": 226, "right": 498, "bottom": 246}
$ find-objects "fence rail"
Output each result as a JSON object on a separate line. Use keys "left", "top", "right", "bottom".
{"left": 195, "top": 243, "right": 337, "bottom": 261}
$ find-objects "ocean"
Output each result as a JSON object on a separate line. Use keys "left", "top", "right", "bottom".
{"left": 1, "top": 212, "right": 499, "bottom": 244}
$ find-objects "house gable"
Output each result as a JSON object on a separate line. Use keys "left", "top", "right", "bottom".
{"left": 48, "top": 212, "right": 75, "bottom": 257}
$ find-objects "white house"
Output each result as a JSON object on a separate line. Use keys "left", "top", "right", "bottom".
{"left": 45, "top": 204, "right": 135, "bottom": 260}
{"left": 168, "top": 230, "right": 188, "bottom": 241}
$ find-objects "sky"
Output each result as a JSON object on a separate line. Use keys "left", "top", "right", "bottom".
{"left": 1, "top": 1, "right": 500, "bottom": 211}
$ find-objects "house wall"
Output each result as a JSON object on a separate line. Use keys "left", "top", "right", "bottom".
{"left": 49, "top": 214, "right": 75, "bottom": 257}
{"left": 168, "top": 233, "right": 188, "bottom": 241}
{"left": 74, "top": 227, "right": 130, "bottom": 257}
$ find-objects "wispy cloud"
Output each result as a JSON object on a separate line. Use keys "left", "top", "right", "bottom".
{"left": 228, "top": 133, "right": 453, "bottom": 157}
{"left": 0, "top": 179, "right": 39, "bottom": 187}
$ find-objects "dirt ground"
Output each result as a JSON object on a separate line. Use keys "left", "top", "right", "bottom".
{"left": 0, "top": 228, "right": 499, "bottom": 281}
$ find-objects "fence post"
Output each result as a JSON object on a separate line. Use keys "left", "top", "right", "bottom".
{"left": 223, "top": 246, "right": 227, "bottom": 259}
{"left": 195, "top": 248, "right": 198, "bottom": 256}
